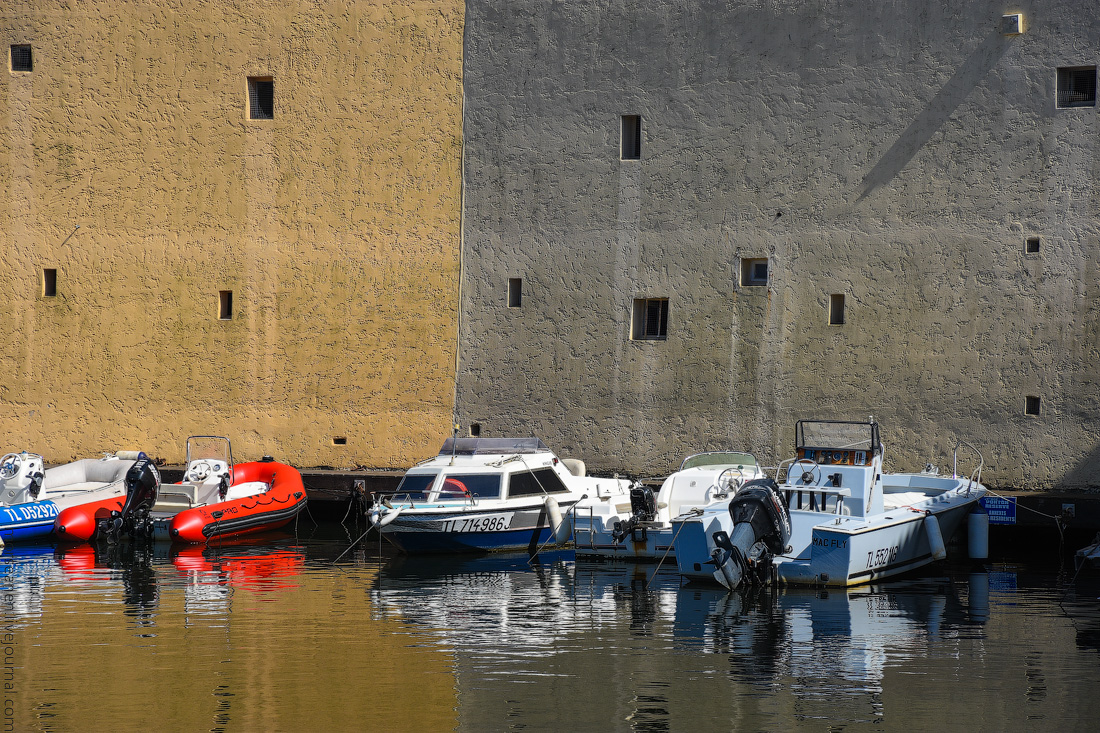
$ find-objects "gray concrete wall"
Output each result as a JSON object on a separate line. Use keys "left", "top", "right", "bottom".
{"left": 457, "top": 0, "right": 1100, "bottom": 488}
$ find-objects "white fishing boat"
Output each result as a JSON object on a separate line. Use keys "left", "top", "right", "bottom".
{"left": 672, "top": 419, "right": 987, "bottom": 588}
{"left": 368, "top": 436, "right": 635, "bottom": 554}
{"left": 0, "top": 450, "right": 142, "bottom": 544}
{"left": 573, "top": 451, "right": 766, "bottom": 560}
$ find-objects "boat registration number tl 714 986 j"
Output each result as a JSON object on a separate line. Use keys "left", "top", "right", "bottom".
{"left": 433, "top": 512, "right": 510, "bottom": 530}
{"left": 437, "top": 514, "right": 512, "bottom": 533}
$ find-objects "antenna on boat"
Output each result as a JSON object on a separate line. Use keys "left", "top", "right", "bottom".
{"left": 449, "top": 423, "right": 460, "bottom": 465}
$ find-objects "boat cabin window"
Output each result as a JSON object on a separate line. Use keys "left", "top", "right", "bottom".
{"left": 507, "top": 468, "right": 570, "bottom": 497}
{"left": 435, "top": 474, "right": 502, "bottom": 500}
{"left": 393, "top": 472, "right": 437, "bottom": 501}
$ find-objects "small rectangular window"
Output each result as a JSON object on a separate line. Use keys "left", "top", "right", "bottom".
{"left": 829, "top": 294, "right": 845, "bottom": 325}
{"left": 469, "top": 423, "right": 481, "bottom": 437}
{"left": 43, "top": 268, "right": 57, "bottom": 297}
{"left": 219, "top": 291, "right": 233, "bottom": 320}
{"left": 1024, "top": 395, "right": 1041, "bottom": 416}
{"left": 621, "top": 115, "right": 641, "bottom": 160}
{"left": 508, "top": 278, "right": 522, "bottom": 307}
{"left": 248, "top": 77, "right": 274, "bottom": 119}
{"left": 740, "top": 258, "right": 769, "bottom": 286}
{"left": 441, "top": 473, "right": 502, "bottom": 500}
{"left": 1025, "top": 237, "right": 1040, "bottom": 254}
{"left": 10, "top": 45, "right": 32, "bottom": 72}
{"left": 632, "top": 298, "right": 669, "bottom": 340}
{"left": 332, "top": 436, "right": 347, "bottom": 446}
{"left": 1057, "top": 66, "right": 1096, "bottom": 108}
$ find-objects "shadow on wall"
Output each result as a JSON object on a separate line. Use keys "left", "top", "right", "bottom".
{"left": 856, "top": 29, "right": 1014, "bottom": 202}
{"left": 1060, "top": 442, "right": 1100, "bottom": 491}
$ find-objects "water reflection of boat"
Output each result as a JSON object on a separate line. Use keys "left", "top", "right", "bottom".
{"left": 371, "top": 552, "right": 986, "bottom": 672}
{"left": 170, "top": 544, "right": 305, "bottom": 592}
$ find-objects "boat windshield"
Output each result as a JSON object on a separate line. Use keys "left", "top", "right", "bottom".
{"left": 433, "top": 474, "right": 503, "bottom": 500}
{"left": 796, "top": 420, "right": 881, "bottom": 453}
{"left": 679, "top": 452, "right": 758, "bottom": 471}
{"left": 186, "top": 436, "right": 233, "bottom": 470}
{"left": 392, "top": 472, "right": 437, "bottom": 501}
{"left": 437, "top": 437, "right": 551, "bottom": 456}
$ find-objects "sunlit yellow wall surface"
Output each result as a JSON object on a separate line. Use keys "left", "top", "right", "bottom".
{"left": 1, "top": 1, "right": 463, "bottom": 467}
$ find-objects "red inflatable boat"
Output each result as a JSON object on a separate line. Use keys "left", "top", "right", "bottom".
{"left": 170, "top": 459, "right": 306, "bottom": 543}
{"left": 55, "top": 445, "right": 306, "bottom": 544}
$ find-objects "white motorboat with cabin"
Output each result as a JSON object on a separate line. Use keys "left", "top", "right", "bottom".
{"left": 368, "top": 436, "right": 636, "bottom": 554}
{"left": 672, "top": 419, "right": 987, "bottom": 588}
{"left": 574, "top": 451, "right": 766, "bottom": 560}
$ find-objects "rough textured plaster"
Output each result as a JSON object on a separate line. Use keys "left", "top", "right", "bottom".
{"left": 457, "top": 0, "right": 1099, "bottom": 489}
{"left": 1, "top": 1, "right": 464, "bottom": 467}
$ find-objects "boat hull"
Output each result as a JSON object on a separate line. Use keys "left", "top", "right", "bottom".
{"left": 381, "top": 501, "right": 578, "bottom": 554}
{"left": 1, "top": 500, "right": 62, "bottom": 543}
{"left": 775, "top": 501, "right": 974, "bottom": 587}
{"left": 574, "top": 522, "right": 676, "bottom": 560}
{"left": 675, "top": 493, "right": 982, "bottom": 588}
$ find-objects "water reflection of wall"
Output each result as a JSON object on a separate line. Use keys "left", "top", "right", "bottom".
{"left": 1, "top": 543, "right": 458, "bottom": 731}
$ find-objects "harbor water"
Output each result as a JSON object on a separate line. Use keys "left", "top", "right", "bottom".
{"left": 3, "top": 521, "right": 1100, "bottom": 731}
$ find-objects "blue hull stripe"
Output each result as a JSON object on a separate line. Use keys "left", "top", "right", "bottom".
{"left": 0, "top": 500, "right": 61, "bottom": 543}
{"left": 385, "top": 526, "right": 558, "bottom": 554}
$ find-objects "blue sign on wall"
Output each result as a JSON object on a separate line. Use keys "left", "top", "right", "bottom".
{"left": 981, "top": 496, "right": 1017, "bottom": 525}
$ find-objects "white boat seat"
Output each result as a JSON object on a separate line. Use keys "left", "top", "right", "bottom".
{"left": 882, "top": 491, "right": 933, "bottom": 510}
{"left": 224, "top": 481, "right": 269, "bottom": 501}
{"left": 43, "top": 481, "right": 109, "bottom": 495}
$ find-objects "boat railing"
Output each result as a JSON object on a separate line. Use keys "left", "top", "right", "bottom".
{"left": 952, "top": 440, "right": 984, "bottom": 496}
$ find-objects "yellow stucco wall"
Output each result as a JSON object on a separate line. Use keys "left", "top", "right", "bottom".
{"left": 1, "top": 1, "right": 463, "bottom": 467}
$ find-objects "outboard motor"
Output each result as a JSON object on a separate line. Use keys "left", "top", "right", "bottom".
{"left": 708, "top": 478, "right": 791, "bottom": 590}
{"left": 98, "top": 453, "right": 161, "bottom": 542}
{"left": 629, "top": 484, "right": 657, "bottom": 522}
{"left": 612, "top": 483, "right": 658, "bottom": 543}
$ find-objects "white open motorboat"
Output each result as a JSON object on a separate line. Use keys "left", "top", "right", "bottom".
{"left": 0, "top": 450, "right": 142, "bottom": 544}
{"left": 672, "top": 419, "right": 987, "bottom": 588}
{"left": 368, "top": 437, "right": 635, "bottom": 554}
{"left": 574, "top": 451, "right": 766, "bottom": 560}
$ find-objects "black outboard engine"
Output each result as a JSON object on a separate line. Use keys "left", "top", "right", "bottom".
{"left": 708, "top": 478, "right": 792, "bottom": 590}
{"left": 98, "top": 453, "right": 161, "bottom": 542}
{"left": 629, "top": 485, "right": 657, "bottom": 522}
{"left": 612, "top": 483, "right": 658, "bottom": 543}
